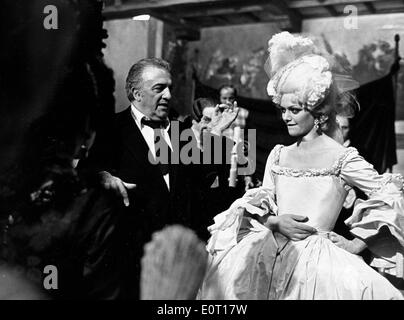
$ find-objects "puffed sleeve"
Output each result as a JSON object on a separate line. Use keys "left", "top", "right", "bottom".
{"left": 262, "top": 145, "right": 279, "bottom": 193}
{"left": 206, "top": 145, "right": 280, "bottom": 254}
{"left": 340, "top": 147, "right": 404, "bottom": 279}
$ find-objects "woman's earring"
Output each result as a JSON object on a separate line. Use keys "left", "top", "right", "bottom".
{"left": 314, "top": 118, "right": 322, "bottom": 133}
{"left": 314, "top": 119, "right": 320, "bottom": 129}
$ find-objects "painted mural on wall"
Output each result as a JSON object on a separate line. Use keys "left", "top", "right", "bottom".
{"left": 303, "top": 14, "right": 404, "bottom": 119}
{"left": 162, "top": 25, "right": 195, "bottom": 117}
{"left": 189, "top": 17, "right": 404, "bottom": 118}
{"left": 187, "top": 22, "right": 281, "bottom": 102}
{"left": 190, "top": 45, "right": 269, "bottom": 100}
{"left": 316, "top": 35, "right": 403, "bottom": 119}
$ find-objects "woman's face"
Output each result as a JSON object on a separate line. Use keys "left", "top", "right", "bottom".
{"left": 280, "top": 94, "right": 317, "bottom": 138}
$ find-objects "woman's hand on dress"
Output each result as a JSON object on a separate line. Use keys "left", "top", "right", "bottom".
{"left": 265, "top": 214, "right": 317, "bottom": 241}
{"left": 329, "top": 232, "right": 367, "bottom": 254}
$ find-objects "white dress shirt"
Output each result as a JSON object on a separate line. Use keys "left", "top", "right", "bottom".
{"left": 130, "top": 104, "right": 172, "bottom": 190}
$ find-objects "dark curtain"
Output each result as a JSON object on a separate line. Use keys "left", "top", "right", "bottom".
{"left": 350, "top": 74, "right": 397, "bottom": 173}
{"left": 194, "top": 73, "right": 397, "bottom": 178}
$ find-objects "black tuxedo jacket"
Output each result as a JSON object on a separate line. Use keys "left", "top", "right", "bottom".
{"left": 86, "top": 107, "right": 220, "bottom": 233}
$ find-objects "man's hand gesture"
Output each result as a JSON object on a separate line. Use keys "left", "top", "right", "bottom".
{"left": 209, "top": 101, "right": 239, "bottom": 136}
{"left": 99, "top": 171, "right": 136, "bottom": 207}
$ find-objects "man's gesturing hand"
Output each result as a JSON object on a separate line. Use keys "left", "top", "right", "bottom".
{"left": 209, "top": 101, "right": 239, "bottom": 135}
{"left": 265, "top": 214, "right": 317, "bottom": 241}
{"left": 99, "top": 171, "right": 136, "bottom": 207}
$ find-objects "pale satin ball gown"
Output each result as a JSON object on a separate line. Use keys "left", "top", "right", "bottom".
{"left": 199, "top": 145, "right": 404, "bottom": 299}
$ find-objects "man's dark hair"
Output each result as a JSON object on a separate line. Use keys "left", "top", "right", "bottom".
{"left": 125, "top": 58, "right": 171, "bottom": 102}
{"left": 219, "top": 84, "right": 238, "bottom": 97}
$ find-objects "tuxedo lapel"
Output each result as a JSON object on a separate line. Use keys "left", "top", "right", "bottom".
{"left": 120, "top": 108, "right": 150, "bottom": 167}
{"left": 168, "top": 121, "right": 180, "bottom": 195}
{"left": 120, "top": 108, "right": 168, "bottom": 191}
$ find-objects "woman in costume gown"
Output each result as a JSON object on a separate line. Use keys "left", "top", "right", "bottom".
{"left": 198, "top": 32, "right": 404, "bottom": 300}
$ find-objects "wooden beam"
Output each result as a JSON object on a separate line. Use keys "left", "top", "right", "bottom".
{"left": 103, "top": 0, "right": 293, "bottom": 22}
{"left": 151, "top": 11, "right": 201, "bottom": 40}
{"left": 376, "top": 7, "right": 404, "bottom": 14}
{"left": 242, "top": 12, "right": 262, "bottom": 23}
{"left": 103, "top": 2, "right": 201, "bottom": 40}
{"left": 210, "top": 15, "right": 230, "bottom": 26}
{"left": 178, "top": 4, "right": 281, "bottom": 18}
{"left": 256, "top": 13, "right": 290, "bottom": 22}
{"left": 105, "top": 0, "right": 239, "bottom": 12}
{"left": 273, "top": 0, "right": 302, "bottom": 32}
{"left": 102, "top": 0, "right": 243, "bottom": 21}
{"left": 196, "top": 15, "right": 292, "bottom": 28}
{"left": 325, "top": 5, "right": 339, "bottom": 16}
{"left": 104, "top": 0, "right": 285, "bottom": 17}
{"left": 363, "top": 2, "right": 376, "bottom": 13}
{"left": 289, "top": 0, "right": 381, "bottom": 9}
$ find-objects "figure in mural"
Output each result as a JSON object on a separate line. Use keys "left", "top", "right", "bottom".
{"left": 204, "top": 49, "right": 238, "bottom": 85}
{"left": 202, "top": 47, "right": 267, "bottom": 99}
{"left": 320, "top": 34, "right": 403, "bottom": 118}
{"left": 240, "top": 48, "right": 267, "bottom": 97}
{"left": 353, "top": 40, "right": 396, "bottom": 84}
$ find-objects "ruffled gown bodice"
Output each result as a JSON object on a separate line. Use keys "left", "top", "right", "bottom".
{"left": 274, "top": 169, "right": 348, "bottom": 232}
{"left": 271, "top": 145, "right": 359, "bottom": 232}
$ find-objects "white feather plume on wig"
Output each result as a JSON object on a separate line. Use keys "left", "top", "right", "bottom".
{"left": 265, "top": 31, "right": 316, "bottom": 77}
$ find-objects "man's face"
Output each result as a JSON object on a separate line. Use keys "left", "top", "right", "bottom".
{"left": 136, "top": 66, "right": 172, "bottom": 121}
{"left": 337, "top": 116, "right": 350, "bottom": 142}
{"left": 220, "top": 87, "right": 236, "bottom": 107}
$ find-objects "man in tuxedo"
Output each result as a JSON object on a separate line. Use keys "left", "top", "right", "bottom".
{"left": 85, "top": 58, "right": 238, "bottom": 298}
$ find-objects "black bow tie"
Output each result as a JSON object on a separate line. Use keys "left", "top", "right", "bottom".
{"left": 141, "top": 118, "right": 169, "bottom": 129}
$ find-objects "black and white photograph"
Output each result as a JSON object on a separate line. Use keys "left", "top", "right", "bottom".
{"left": 1, "top": 0, "right": 404, "bottom": 307}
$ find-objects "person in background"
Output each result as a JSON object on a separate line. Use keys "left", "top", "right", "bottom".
{"left": 190, "top": 98, "right": 235, "bottom": 224}
{"left": 336, "top": 115, "right": 351, "bottom": 147}
{"left": 219, "top": 85, "right": 255, "bottom": 193}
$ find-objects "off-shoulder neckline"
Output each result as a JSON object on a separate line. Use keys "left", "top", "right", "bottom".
{"left": 271, "top": 144, "right": 358, "bottom": 177}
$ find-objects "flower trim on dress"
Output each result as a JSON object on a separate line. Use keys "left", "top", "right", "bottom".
{"left": 272, "top": 165, "right": 337, "bottom": 177}
{"left": 270, "top": 145, "right": 357, "bottom": 178}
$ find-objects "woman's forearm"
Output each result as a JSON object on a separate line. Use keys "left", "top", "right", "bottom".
{"left": 350, "top": 237, "right": 367, "bottom": 254}
{"left": 263, "top": 215, "right": 279, "bottom": 231}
